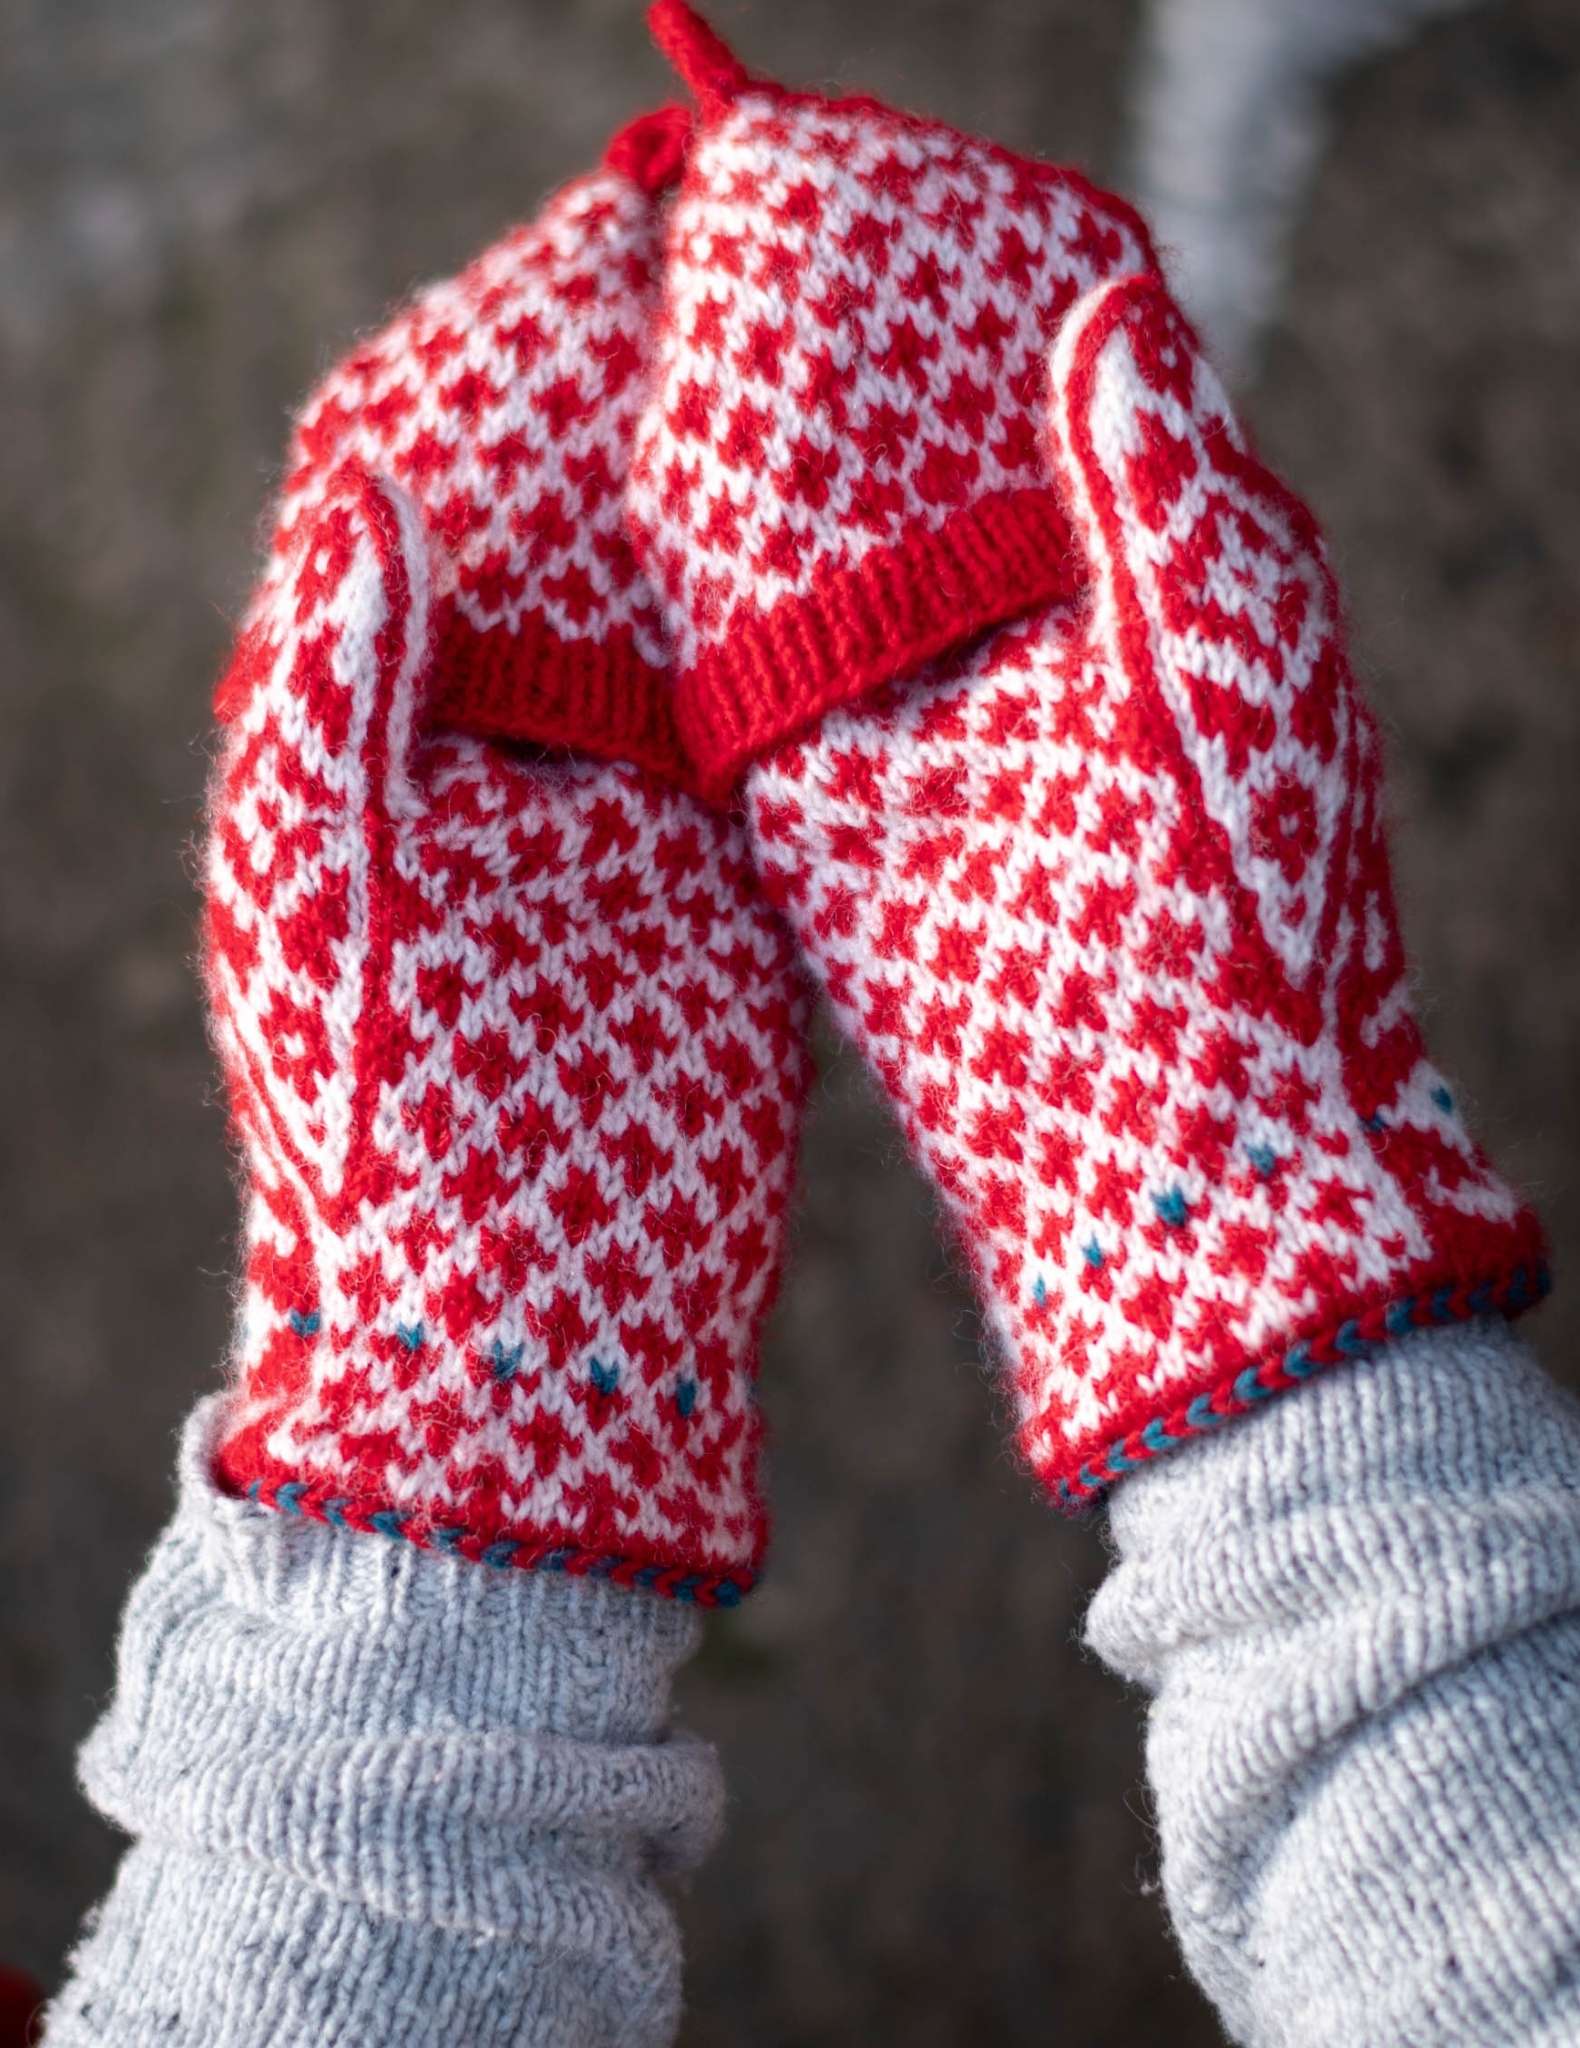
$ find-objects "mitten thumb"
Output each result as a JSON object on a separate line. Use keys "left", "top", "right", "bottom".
{"left": 213, "top": 463, "right": 437, "bottom": 825}
{"left": 1045, "top": 271, "right": 1350, "bottom": 1001}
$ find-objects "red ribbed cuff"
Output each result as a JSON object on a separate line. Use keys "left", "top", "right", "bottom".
{"left": 430, "top": 602, "right": 694, "bottom": 791}
{"left": 677, "top": 485, "right": 1083, "bottom": 799}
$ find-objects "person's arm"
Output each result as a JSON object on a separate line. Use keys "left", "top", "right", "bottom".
{"left": 1087, "top": 1318, "right": 1580, "bottom": 2048}
{"left": 45, "top": 1399, "right": 721, "bottom": 2048}
{"left": 48, "top": 200, "right": 809, "bottom": 2035}
{"left": 619, "top": 20, "right": 1570, "bottom": 2034}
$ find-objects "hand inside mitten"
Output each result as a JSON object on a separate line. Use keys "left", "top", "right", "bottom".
{"left": 207, "top": 464, "right": 807, "bottom": 1601}
{"left": 745, "top": 272, "right": 1543, "bottom": 1503}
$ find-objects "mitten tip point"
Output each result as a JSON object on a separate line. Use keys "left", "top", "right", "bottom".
{"left": 647, "top": 0, "right": 754, "bottom": 111}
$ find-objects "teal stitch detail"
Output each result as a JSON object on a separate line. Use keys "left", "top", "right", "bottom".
{"left": 1431, "top": 1085, "right": 1455, "bottom": 1114}
{"left": 1033, "top": 1274, "right": 1050, "bottom": 1305}
{"left": 395, "top": 1322, "right": 425, "bottom": 1353}
{"left": 1246, "top": 1143, "right": 1278, "bottom": 1179}
{"left": 675, "top": 1376, "right": 697, "bottom": 1419}
{"left": 1061, "top": 1269, "right": 1550, "bottom": 1516}
{"left": 1363, "top": 1112, "right": 1388, "bottom": 1134}
{"left": 490, "top": 1339, "right": 525, "bottom": 1382}
{"left": 288, "top": 1308, "right": 321, "bottom": 1337}
{"left": 1082, "top": 1238, "right": 1104, "bottom": 1268}
{"left": 1153, "top": 1187, "right": 1190, "bottom": 1229}
{"left": 248, "top": 1478, "right": 753, "bottom": 1604}
{"left": 589, "top": 1358, "right": 620, "bottom": 1396}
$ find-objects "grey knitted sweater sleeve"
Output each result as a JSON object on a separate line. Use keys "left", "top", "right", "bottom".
{"left": 1087, "top": 1317, "right": 1580, "bottom": 2048}
{"left": 44, "top": 1397, "right": 723, "bottom": 2048}
{"left": 48, "top": 1327, "right": 1580, "bottom": 2047}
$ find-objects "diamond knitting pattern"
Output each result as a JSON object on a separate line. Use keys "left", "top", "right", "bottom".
{"left": 633, "top": 1, "right": 1160, "bottom": 793}
{"left": 206, "top": 465, "right": 808, "bottom": 1597}
{"left": 746, "top": 273, "right": 1542, "bottom": 1500}
{"left": 218, "top": 110, "right": 696, "bottom": 783}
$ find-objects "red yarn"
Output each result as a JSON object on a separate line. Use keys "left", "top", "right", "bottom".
{"left": 602, "top": 103, "right": 693, "bottom": 197}
{"left": 626, "top": 48, "right": 1159, "bottom": 793}
{"left": 647, "top": 0, "right": 753, "bottom": 109}
{"left": 427, "top": 598, "right": 693, "bottom": 791}
{"left": 676, "top": 487, "right": 1082, "bottom": 800}
{"left": 740, "top": 271, "right": 1544, "bottom": 1499}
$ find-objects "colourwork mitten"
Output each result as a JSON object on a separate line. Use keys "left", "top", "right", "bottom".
{"left": 224, "top": 106, "right": 696, "bottom": 781}
{"left": 721, "top": 270, "right": 1544, "bottom": 1504}
{"left": 204, "top": 111, "right": 811, "bottom": 1604}
{"left": 207, "top": 465, "right": 806, "bottom": 1602}
{"left": 634, "top": 0, "right": 1158, "bottom": 795}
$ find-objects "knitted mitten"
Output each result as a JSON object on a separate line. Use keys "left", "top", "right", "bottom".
{"left": 207, "top": 465, "right": 806, "bottom": 1601}
{"left": 760, "top": 273, "right": 1545, "bottom": 1499}
{"left": 635, "top": 0, "right": 1159, "bottom": 796}
{"left": 226, "top": 105, "right": 697, "bottom": 781}
{"left": 637, "top": 116, "right": 1544, "bottom": 1505}
{"left": 204, "top": 119, "right": 809, "bottom": 1605}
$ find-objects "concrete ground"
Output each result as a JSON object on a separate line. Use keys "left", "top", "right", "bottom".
{"left": 3, "top": 2, "right": 1577, "bottom": 2041}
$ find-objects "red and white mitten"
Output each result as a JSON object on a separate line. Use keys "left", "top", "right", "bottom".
{"left": 207, "top": 466, "right": 806, "bottom": 1601}
{"left": 635, "top": 0, "right": 1158, "bottom": 796}
{"left": 742, "top": 274, "right": 1545, "bottom": 1503}
{"left": 203, "top": 103, "right": 809, "bottom": 1603}
{"left": 232, "top": 104, "right": 697, "bottom": 782}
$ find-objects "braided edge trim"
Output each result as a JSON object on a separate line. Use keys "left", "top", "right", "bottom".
{"left": 1051, "top": 1262, "right": 1551, "bottom": 1512}
{"left": 239, "top": 1478, "right": 757, "bottom": 1608}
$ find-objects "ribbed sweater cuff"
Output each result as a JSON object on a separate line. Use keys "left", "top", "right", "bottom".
{"left": 46, "top": 1397, "right": 721, "bottom": 2048}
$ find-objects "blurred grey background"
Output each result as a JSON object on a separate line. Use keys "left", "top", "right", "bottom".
{"left": 4, "top": 1, "right": 1577, "bottom": 2041}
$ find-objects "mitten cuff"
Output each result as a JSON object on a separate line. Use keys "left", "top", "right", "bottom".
{"left": 677, "top": 486, "right": 1081, "bottom": 799}
{"left": 429, "top": 601, "right": 692, "bottom": 788}
{"left": 1040, "top": 1227, "right": 1552, "bottom": 1511}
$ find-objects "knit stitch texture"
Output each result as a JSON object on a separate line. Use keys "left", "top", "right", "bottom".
{"left": 1088, "top": 1319, "right": 1580, "bottom": 2047}
{"left": 222, "top": 105, "right": 694, "bottom": 781}
{"left": 46, "top": 1399, "right": 718, "bottom": 2047}
{"left": 51, "top": 1336, "right": 1580, "bottom": 2047}
{"left": 634, "top": 0, "right": 1160, "bottom": 795}
{"left": 207, "top": 462, "right": 808, "bottom": 1598}
{"left": 743, "top": 271, "right": 1541, "bottom": 1503}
